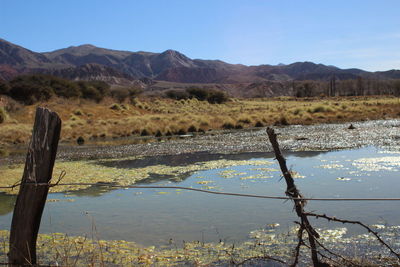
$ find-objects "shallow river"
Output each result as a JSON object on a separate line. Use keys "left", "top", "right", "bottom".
{"left": 1, "top": 146, "right": 400, "bottom": 247}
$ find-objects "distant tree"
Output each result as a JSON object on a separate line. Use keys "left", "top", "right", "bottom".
{"left": 295, "top": 81, "right": 316, "bottom": 97}
{"left": 206, "top": 89, "right": 228, "bottom": 104}
{"left": 392, "top": 80, "right": 400, "bottom": 97}
{"left": 8, "top": 75, "right": 55, "bottom": 104}
{"left": 111, "top": 86, "right": 142, "bottom": 103}
{"left": 329, "top": 75, "right": 336, "bottom": 97}
{"left": 50, "top": 77, "right": 81, "bottom": 98}
{"left": 165, "top": 89, "right": 190, "bottom": 100}
{"left": 0, "top": 79, "right": 10, "bottom": 95}
{"left": 356, "top": 76, "right": 364, "bottom": 96}
{"left": 186, "top": 87, "right": 209, "bottom": 101}
{"left": 77, "top": 81, "right": 110, "bottom": 102}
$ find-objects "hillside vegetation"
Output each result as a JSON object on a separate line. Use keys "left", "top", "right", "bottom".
{"left": 1, "top": 92, "right": 400, "bottom": 147}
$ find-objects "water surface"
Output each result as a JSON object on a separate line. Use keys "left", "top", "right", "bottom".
{"left": 1, "top": 146, "right": 399, "bottom": 246}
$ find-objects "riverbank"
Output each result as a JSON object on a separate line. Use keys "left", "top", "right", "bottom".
{"left": 1, "top": 96, "right": 400, "bottom": 150}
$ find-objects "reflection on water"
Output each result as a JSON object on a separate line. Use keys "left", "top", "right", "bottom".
{"left": 99, "top": 151, "right": 327, "bottom": 169}
{"left": 0, "top": 193, "right": 15, "bottom": 215}
{"left": 1, "top": 147, "right": 400, "bottom": 247}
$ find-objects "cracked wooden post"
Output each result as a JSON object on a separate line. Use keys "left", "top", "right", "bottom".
{"left": 8, "top": 107, "right": 61, "bottom": 265}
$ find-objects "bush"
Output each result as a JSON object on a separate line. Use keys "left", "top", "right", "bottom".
{"left": 185, "top": 87, "right": 229, "bottom": 104}
{"left": 165, "top": 90, "right": 190, "bottom": 100}
{"left": 222, "top": 122, "right": 235, "bottom": 129}
{"left": 206, "top": 89, "right": 228, "bottom": 104}
{"left": 188, "top": 125, "right": 197, "bottom": 132}
{"left": 186, "top": 87, "right": 209, "bottom": 101}
{"left": 110, "top": 103, "right": 122, "bottom": 110}
{"left": 255, "top": 121, "right": 264, "bottom": 127}
{"left": 155, "top": 130, "right": 162, "bottom": 137}
{"left": 111, "top": 86, "right": 142, "bottom": 102}
{"left": 7, "top": 74, "right": 85, "bottom": 104}
{"left": 0, "top": 107, "right": 6, "bottom": 123}
{"left": 274, "top": 116, "right": 289, "bottom": 126}
{"left": 77, "top": 81, "right": 110, "bottom": 102}
{"left": 50, "top": 77, "right": 81, "bottom": 98}
{"left": 8, "top": 75, "right": 55, "bottom": 104}
{"left": 0, "top": 80, "right": 10, "bottom": 95}
{"left": 141, "top": 129, "right": 150, "bottom": 136}
{"left": 176, "top": 129, "right": 187, "bottom": 135}
{"left": 312, "top": 105, "right": 326, "bottom": 113}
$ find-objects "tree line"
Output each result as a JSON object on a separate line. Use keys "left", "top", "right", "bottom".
{"left": 294, "top": 76, "right": 400, "bottom": 97}
{"left": 252, "top": 77, "right": 400, "bottom": 98}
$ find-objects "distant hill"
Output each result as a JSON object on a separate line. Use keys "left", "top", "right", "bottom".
{"left": 1, "top": 38, "right": 399, "bottom": 86}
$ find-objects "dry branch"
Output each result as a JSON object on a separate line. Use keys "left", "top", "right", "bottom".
{"left": 267, "top": 127, "right": 328, "bottom": 267}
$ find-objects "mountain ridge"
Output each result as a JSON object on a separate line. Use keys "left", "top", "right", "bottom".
{"left": 0, "top": 38, "right": 399, "bottom": 84}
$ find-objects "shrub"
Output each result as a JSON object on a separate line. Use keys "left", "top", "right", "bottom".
{"left": 7, "top": 74, "right": 84, "bottom": 104}
{"left": 0, "top": 80, "right": 10, "bottom": 95}
{"left": 165, "top": 90, "right": 190, "bottom": 100}
{"left": 50, "top": 77, "right": 81, "bottom": 98}
{"left": 0, "top": 107, "right": 6, "bottom": 123}
{"left": 110, "top": 103, "right": 122, "bottom": 110}
{"left": 74, "top": 109, "right": 83, "bottom": 116}
{"left": 222, "top": 122, "right": 235, "bottom": 129}
{"left": 312, "top": 105, "right": 326, "bottom": 113}
{"left": 111, "top": 88, "right": 130, "bottom": 102}
{"left": 206, "top": 89, "right": 228, "bottom": 104}
{"left": 76, "top": 136, "right": 85, "bottom": 145}
{"left": 140, "top": 129, "right": 150, "bottom": 136}
{"left": 186, "top": 87, "right": 209, "bottom": 101}
{"left": 188, "top": 125, "right": 197, "bottom": 132}
{"left": 155, "top": 130, "right": 162, "bottom": 137}
{"left": 275, "top": 116, "right": 289, "bottom": 126}
{"left": 77, "top": 81, "right": 110, "bottom": 102}
{"left": 255, "top": 121, "right": 264, "bottom": 127}
{"left": 176, "top": 129, "right": 187, "bottom": 135}
{"left": 238, "top": 117, "right": 251, "bottom": 124}
{"left": 185, "top": 87, "right": 229, "bottom": 104}
{"left": 8, "top": 75, "right": 55, "bottom": 104}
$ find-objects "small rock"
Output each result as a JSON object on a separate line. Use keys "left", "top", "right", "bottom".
{"left": 348, "top": 124, "right": 356, "bottom": 130}
{"left": 77, "top": 136, "right": 85, "bottom": 145}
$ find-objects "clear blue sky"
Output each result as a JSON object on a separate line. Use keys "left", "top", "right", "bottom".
{"left": 1, "top": 0, "right": 399, "bottom": 71}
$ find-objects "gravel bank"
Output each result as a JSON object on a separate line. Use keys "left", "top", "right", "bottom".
{"left": 3, "top": 119, "right": 400, "bottom": 164}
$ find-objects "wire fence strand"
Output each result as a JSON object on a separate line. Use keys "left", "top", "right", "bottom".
{"left": 2, "top": 182, "right": 400, "bottom": 201}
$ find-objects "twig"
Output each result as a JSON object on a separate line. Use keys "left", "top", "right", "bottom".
{"left": 305, "top": 212, "right": 400, "bottom": 260}
{"left": 290, "top": 222, "right": 305, "bottom": 267}
{"left": 234, "top": 255, "right": 286, "bottom": 266}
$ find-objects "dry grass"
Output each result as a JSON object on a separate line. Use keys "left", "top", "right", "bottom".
{"left": 1, "top": 95, "right": 400, "bottom": 146}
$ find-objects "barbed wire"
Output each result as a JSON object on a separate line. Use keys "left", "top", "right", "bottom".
{"left": 2, "top": 181, "right": 400, "bottom": 201}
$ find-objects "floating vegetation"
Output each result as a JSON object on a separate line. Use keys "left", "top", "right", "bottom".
{"left": 0, "top": 225, "right": 398, "bottom": 266}
{"left": 218, "top": 169, "right": 246, "bottom": 178}
{"left": 196, "top": 180, "right": 213, "bottom": 185}
{"left": 353, "top": 156, "right": 400, "bottom": 172}
{"left": 46, "top": 198, "right": 76, "bottom": 203}
{"left": 336, "top": 177, "right": 351, "bottom": 181}
{"left": 0, "top": 159, "right": 274, "bottom": 195}
{"left": 318, "top": 163, "right": 345, "bottom": 169}
{"left": 289, "top": 170, "right": 305, "bottom": 179}
{"left": 240, "top": 174, "right": 272, "bottom": 180}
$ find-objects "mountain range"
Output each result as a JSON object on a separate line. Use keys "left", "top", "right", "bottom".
{"left": 1, "top": 38, "right": 399, "bottom": 86}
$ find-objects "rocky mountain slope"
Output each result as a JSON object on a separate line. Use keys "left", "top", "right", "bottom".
{"left": 0, "top": 38, "right": 399, "bottom": 85}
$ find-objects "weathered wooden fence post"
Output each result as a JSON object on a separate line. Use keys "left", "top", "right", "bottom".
{"left": 8, "top": 107, "right": 61, "bottom": 265}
